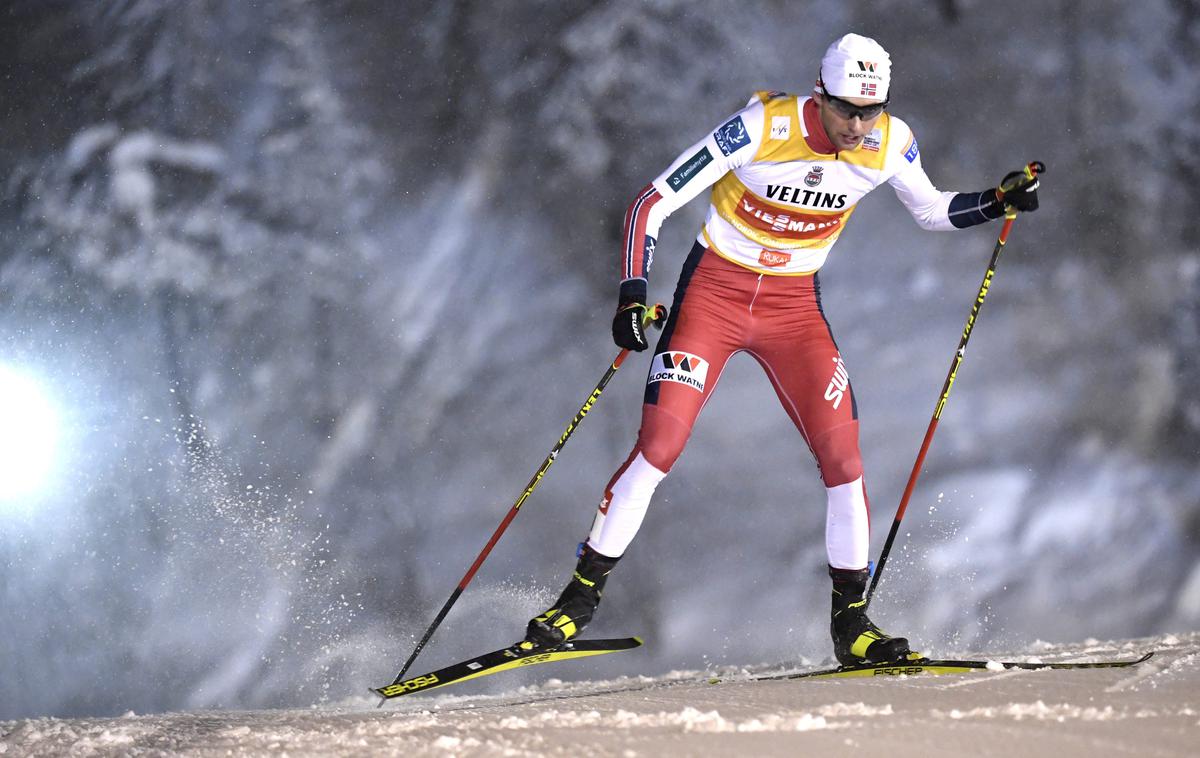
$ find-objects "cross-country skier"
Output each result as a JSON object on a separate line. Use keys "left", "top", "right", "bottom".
{"left": 522, "top": 33, "right": 1040, "bottom": 665}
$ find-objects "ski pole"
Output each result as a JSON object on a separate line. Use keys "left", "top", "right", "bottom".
{"left": 865, "top": 162, "right": 1044, "bottom": 607}
{"left": 379, "top": 304, "right": 668, "bottom": 703}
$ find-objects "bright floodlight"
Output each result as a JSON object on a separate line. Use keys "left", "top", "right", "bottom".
{"left": 0, "top": 365, "right": 59, "bottom": 503}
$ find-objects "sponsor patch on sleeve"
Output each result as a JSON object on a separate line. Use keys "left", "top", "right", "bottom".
{"left": 713, "top": 115, "right": 751, "bottom": 156}
{"left": 666, "top": 147, "right": 713, "bottom": 192}
{"left": 904, "top": 135, "right": 919, "bottom": 163}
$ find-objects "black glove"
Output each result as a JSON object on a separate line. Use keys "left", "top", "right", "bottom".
{"left": 612, "top": 279, "right": 650, "bottom": 351}
{"left": 996, "top": 166, "right": 1041, "bottom": 213}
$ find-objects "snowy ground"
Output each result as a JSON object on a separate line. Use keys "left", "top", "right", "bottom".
{"left": 3, "top": 633, "right": 1197, "bottom": 757}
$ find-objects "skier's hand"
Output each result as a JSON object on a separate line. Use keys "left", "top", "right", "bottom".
{"left": 996, "top": 163, "right": 1042, "bottom": 213}
{"left": 612, "top": 279, "right": 651, "bottom": 351}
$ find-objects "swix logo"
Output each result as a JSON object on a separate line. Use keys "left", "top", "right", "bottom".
{"left": 857, "top": 61, "right": 877, "bottom": 72}
{"left": 648, "top": 350, "right": 709, "bottom": 392}
{"left": 804, "top": 166, "right": 824, "bottom": 187}
{"left": 759, "top": 249, "right": 791, "bottom": 268}
{"left": 823, "top": 356, "right": 850, "bottom": 410}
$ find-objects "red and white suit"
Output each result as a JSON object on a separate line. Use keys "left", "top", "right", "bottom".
{"left": 588, "top": 91, "right": 990, "bottom": 569}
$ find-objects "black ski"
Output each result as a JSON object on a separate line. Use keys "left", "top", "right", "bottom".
{"left": 372, "top": 637, "right": 643, "bottom": 699}
{"left": 753, "top": 651, "right": 1155, "bottom": 681}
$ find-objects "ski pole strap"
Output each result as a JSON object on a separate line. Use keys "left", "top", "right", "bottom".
{"left": 998, "top": 161, "right": 1046, "bottom": 218}
{"left": 644, "top": 303, "right": 668, "bottom": 329}
{"left": 619, "top": 303, "right": 667, "bottom": 325}
{"left": 613, "top": 304, "right": 668, "bottom": 370}
{"left": 998, "top": 161, "right": 1045, "bottom": 194}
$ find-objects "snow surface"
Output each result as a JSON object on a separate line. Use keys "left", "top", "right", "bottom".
{"left": 4, "top": 0, "right": 1200, "bottom": 726}
{"left": 3, "top": 632, "right": 1196, "bottom": 757}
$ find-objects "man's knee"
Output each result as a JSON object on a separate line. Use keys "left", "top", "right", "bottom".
{"left": 812, "top": 423, "right": 863, "bottom": 487}
{"left": 636, "top": 404, "right": 693, "bottom": 472}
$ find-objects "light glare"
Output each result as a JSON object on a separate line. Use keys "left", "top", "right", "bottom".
{"left": 0, "top": 365, "right": 59, "bottom": 503}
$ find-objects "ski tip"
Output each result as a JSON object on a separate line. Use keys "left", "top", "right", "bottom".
{"left": 565, "top": 636, "right": 643, "bottom": 650}
{"left": 507, "top": 636, "right": 644, "bottom": 654}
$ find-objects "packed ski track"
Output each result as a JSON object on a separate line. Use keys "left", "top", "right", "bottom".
{"left": 3, "top": 632, "right": 1197, "bottom": 757}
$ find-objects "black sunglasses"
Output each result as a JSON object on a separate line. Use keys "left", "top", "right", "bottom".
{"left": 823, "top": 91, "right": 889, "bottom": 121}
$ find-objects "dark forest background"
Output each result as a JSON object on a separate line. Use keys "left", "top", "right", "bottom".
{"left": 1, "top": 0, "right": 1198, "bottom": 719}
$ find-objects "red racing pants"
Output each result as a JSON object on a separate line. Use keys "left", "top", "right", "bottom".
{"left": 586, "top": 243, "right": 870, "bottom": 569}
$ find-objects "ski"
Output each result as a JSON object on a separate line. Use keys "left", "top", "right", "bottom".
{"left": 372, "top": 637, "right": 643, "bottom": 699}
{"left": 754, "top": 651, "right": 1155, "bottom": 681}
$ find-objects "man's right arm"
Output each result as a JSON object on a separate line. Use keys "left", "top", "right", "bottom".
{"left": 619, "top": 99, "right": 766, "bottom": 296}
{"left": 612, "top": 99, "right": 764, "bottom": 351}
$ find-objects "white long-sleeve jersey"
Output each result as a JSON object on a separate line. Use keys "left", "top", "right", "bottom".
{"left": 621, "top": 91, "right": 996, "bottom": 281}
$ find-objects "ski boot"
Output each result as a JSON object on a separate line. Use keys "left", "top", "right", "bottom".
{"left": 829, "top": 566, "right": 914, "bottom": 666}
{"left": 521, "top": 543, "right": 620, "bottom": 651}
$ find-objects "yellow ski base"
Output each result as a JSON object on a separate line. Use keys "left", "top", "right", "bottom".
{"left": 374, "top": 637, "right": 643, "bottom": 699}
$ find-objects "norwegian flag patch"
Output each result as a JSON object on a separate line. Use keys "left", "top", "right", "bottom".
{"left": 861, "top": 82, "right": 877, "bottom": 97}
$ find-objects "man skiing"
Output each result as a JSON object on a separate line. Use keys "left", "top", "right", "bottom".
{"left": 522, "top": 33, "right": 1039, "bottom": 665}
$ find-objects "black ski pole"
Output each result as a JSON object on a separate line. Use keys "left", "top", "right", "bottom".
{"left": 378, "top": 304, "right": 667, "bottom": 705}
{"left": 865, "top": 162, "right": 1044, "bottom": 607}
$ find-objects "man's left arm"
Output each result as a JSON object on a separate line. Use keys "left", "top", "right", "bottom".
{"left": 886, "top": 119, "right": 1039, "bottom": 230}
